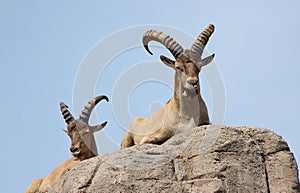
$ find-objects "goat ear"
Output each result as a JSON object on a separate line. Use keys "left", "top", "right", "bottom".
{"left": 198, "top": 53, "right": 215, "bottom": 68}
{"left": 92, "top": 121, "right": 107, "bottom": 133}
{"left": 160, "top": 55, "right": 175, "bottom": 69}
{"left": 62, "top": 128, "right": 70, "bottom": 135}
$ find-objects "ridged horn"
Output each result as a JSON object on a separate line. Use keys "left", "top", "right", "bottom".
{"left": 142, "top": 30, "right": 184, "bottom": 59}
{"left": 191, "top": 24, "right": 215, "bottom": 57}
{"left": 60, "top": 102, "right": 74, "bottom": 124}
{"left": 79, "top": 95, "right": 109, "bottom": 123}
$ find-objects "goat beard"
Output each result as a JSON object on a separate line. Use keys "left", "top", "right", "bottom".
{"left": 72, "top": 150, "right": 81, "bottom": 158}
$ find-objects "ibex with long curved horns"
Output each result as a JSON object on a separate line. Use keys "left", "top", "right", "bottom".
{"left": 25, "top": 95, "right": 108, "bottom": 193}
{"left": 121, "top": 24, "right": 215, "bottom": 148}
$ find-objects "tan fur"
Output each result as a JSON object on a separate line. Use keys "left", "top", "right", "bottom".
{"left": 25, "top": 95, "right": 108, "bottom": 193}
{"left": 121, "top": 26, "right": 215, "bottom": 148}
{"left": 121, "top": 98, "right": 178, "bottom": 148}
{"left": 25, "top": 157, "right": 79, "bottom": 193}
{"left": 24, "top": 179, "right": 43, "bottom": 193}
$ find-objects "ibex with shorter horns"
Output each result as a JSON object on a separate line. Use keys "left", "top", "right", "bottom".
{"left": 25, "top": 95, "right": 108, "bottom": 193}
{"left": 121, "top": 24, "right": 215, "bottom": 148}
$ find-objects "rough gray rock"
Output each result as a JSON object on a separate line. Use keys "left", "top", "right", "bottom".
{"left": 49, "top": 125, "right": 300, "bottom": 193}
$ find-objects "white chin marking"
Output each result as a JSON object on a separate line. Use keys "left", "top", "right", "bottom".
{"left": 183, "top": 91, "right": 188, "bottom": 97}
{"left": 72, "top": 150, "right": 81, "bottom": 156}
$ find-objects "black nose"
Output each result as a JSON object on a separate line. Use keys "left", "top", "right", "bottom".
{"left": 70, "top": 147, "right": 78, "bottom": 153}
{"left": 188, "top": 79, "right": 199, "bottom": 86}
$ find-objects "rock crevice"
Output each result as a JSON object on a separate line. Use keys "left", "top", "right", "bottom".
{"left": 49, "top": 126, "right": 300, "bottom": 193}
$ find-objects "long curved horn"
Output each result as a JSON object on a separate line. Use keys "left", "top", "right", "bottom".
{"left": 60, "top": 102, "right": 74, "bottom": 124}
{"left": 191, "top": 24, "right": 215, "bottom": 57}
{"left": 142, "top": 30, "right": 184, "bottom": 59}
{"left": 79, "top": 95, "right": 109, "bottom": 123}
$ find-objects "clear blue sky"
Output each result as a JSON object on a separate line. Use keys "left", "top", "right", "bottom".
{"left": 1, "top": 1, "right": 299, "bottom": 192}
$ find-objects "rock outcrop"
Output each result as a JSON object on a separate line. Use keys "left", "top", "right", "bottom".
{"left": 49, "top": 125, "right": 300, "bottom": 193}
